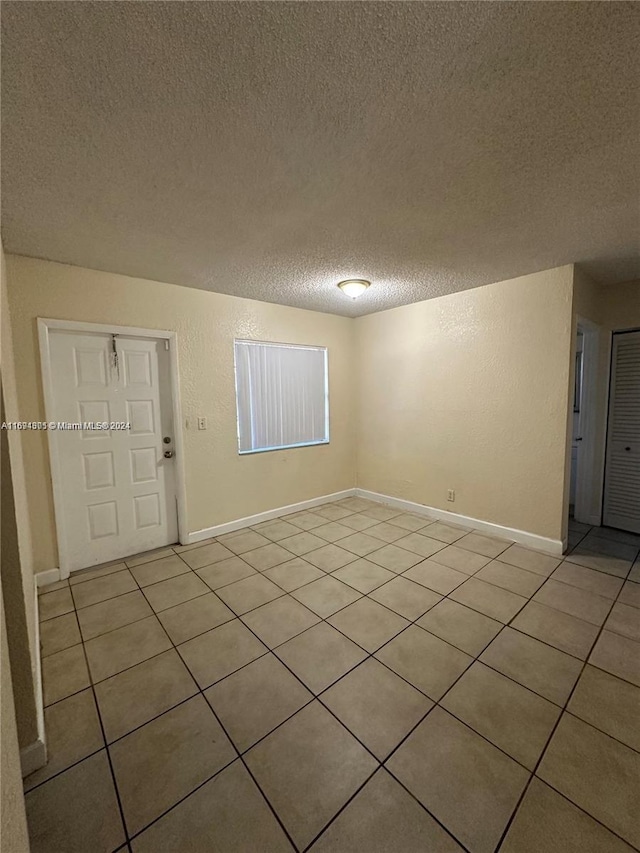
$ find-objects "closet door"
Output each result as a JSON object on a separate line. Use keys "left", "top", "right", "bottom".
{"left": 603, "top": 330, "right": 640, "bottom": 534}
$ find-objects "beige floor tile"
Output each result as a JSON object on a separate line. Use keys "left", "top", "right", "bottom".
{"left": 84, "top": 616, "right": 172, "bottom": 683}
{"left": 619, "top": 580, "right": 640, "bottom": 609}
{"left": 24, "top": 690, "right": 103, "bottom": 791}
{"left": 215, "top": 573, "right": 283, "bottom": 615}
{"left": 538, "top": 713, "right": 640, "bottom": 848}
{"left": 565, "top": 548, "right": 632, "bottom": 578}
{"left": 252, "top": 518, "right": 301, "bottom": 541}
{"left": 366, "top": 543, "right": 424, "bottom": 573}
{"left": 366, "top": 522, "right": 408, "bottom": 544}
{"left": 131, "top": 760, "right": 293, "bottom": 853}
{"left": 387, "top": 707, "right": 529, "bottom": 853}
{"left": 430, "top": 544, "right": 492, "bottom": 574}
{"left": 394, "top": 532, "right": 447, "bottom": 560}
{"left": 279, "top": 531, "right": 326, "bottom": 555}
{"left": 502, "top": 777, "right": 634, "bottom": 853}
{"left": 568, "top": 665, "right": 640, "bottom": 751}
{"left": 263, "top": 557, "right": 325, "bottom": 591}
{"left": 321, "top": 659, "right": 432, "bottom": 760}
{"left": 69, "top": 561, "right": 128, "bottom": 585}
{"left": 129, "top": 553, "right": 191, "bottom": 586}
{"left": 328, "top": 598, "right": 409, "bottom": 653}
{"left": 498, "top": 544, "right": 561, "bottom": 576}
{"left": 43, "top": 644, "right": 90, "bottom": 706}
{"left": 25, "top": 752, "right": 125, "bottom": 853}
{"left": 369, "top": 576, "right": 442, "bottom": 620}
{"left": 173, "top": 536, "right": 217, "bottom": 553}
{"left": 275, "top": 622, "right": 367, "bottom": 693}
{"left": 38, "top": 578, "right": 69, "bottom": 595}
{"left": 310, "top": 768, "right": 464, "bottom": 853}
{"left": 286, "top": 510, "right": 328, "bottom": 530}
{"left": 456, "top": 532, "right": 510, "bottom": 558}
{"left": 533, "top": 579, "right": 611, "bottom": 626}
{"left": 39, "top": 587, "right": 74, "bottom": 621}
{"left": 180, "top": 541, "right": 235, "bottom": 570}
{"left": 291, "top": 575, "right": 361, "bottom": 617}
{"left": 205, "top": 654, "right": 312, "bottom": 751}
{"left": 339, "top": 512, "right": 380, "bottom": 531}
{"left": 157, "top": 592, "right": 234, "bottom": 644}
{"left": 333, "top": 559, "right": 396, "bottom": 594}
{"left": 178, "top": 619, "right": 267, "bottom": 688}
{"left": 361, "top": 504, "right": 402, "bottom": 521}
{"left": 338, "top": 532, "right": 387, "bottom": 557}
{"left": 242, "top": 542, "right": 292, "bottom": 571}
{"left": 375, "top": 625, "right": 472, "bottom": 700}
{"left": 313, "top": 504, "right": 354, "bottom": 521}
{"left": 110, "top": 695, "right": 235, "bottom": 837}
{"left": 450, "top": 577, "right": 527, "bottom": 623}
{"left": 419, "top": 521, "right": 468, "bottom": 544}
{"left": 403, "top": 559, "right": 468, "bottom": 594}
{"left": 589, "top": 630, "right": 640, "bottom": 686}
{"left": 242, "top": 595, "right": 320, "bottom": 648}
{"left": 304, "top": 543, "right": 360, "bottom": 571}
{"left": 126, "top": 547, "right": 176, "bottom": 567}
{"left": 575, "top": 535, "right": 638, "bottom": 562}
{"left": 475, "top": 560, "right": 545, "bottom": 597}
{"left": 441, "top": 662, "right": 560, "bottom": 769}
{"left": 480, "top": 626, "right": 582, "bottom": 705}
{"left": 512, "top": 601, "right": 599, "bottom": 659}
{"left": 389, "top": 513, "right": 432, "bottom": 532}
{"left": 143, "top": 572, "right": 209, "bottom": 612}
{"left": 606, "top": 601, "right": 640, "bottom": 641}
{"left": 71, "top": 569, "right": 138, "bottom": 610}
{"left": 245, "top": 701, "right": 377, "bottom": 850}
{"left": 552, "top": 561, "right": 624, "bottom": 600}
{"left": 95, "top": 649, "right": 198, "bottom": 742}
{"left": 40, "top": 612, "right": 81, "bottom": 657}
{"left": 628, "top": 562, "right": 640, "bottom": 583}
{"left": 335, "top": 498, "right": 375, "bottom": 512}
{"left": 217, "top": 529, "right": 271, "bottom": 554}
{"left": 588, "top": 527, "right": 640, "bottom": 548}
{"left": 196, "top": 555, "right": 256, "bottom": 589}
{"left": 312, "top": 522, "right": 354, "bottom": 542}
{"left": 77, "top": 590, "right": 152, "bottom": 641}
{"left": 417, "top": 599, "right": 502, "bottom": 656}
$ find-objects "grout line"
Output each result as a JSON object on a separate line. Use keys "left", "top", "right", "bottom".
{"left": 35, "top": 510, "right": 640, "bottom": 852}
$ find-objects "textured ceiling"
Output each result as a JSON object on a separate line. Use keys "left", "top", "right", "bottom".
{"left": 2, "top": 2, "right": 639, "bottom": 317}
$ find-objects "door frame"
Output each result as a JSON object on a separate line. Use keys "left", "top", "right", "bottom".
{"left": 38, "top": 317, "right": 188, "bottom": 578}
{"left": 573, "top": 316, "right": 606, "bottom": 526}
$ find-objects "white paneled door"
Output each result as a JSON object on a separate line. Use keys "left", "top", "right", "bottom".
{"left": 48, "top": 331, "right": 178, "bottom": 571}
{"left": 603, "top": 330, "right": 640, "bottom": 534}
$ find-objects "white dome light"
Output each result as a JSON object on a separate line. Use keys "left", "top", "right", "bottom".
{"left": 337, "top": 279, "right": 370, "bottom": 299}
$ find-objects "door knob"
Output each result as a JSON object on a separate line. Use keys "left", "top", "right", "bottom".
{"left": 163, "top": 436, "right": 172, "bottom": 444}
{"left": 164, "top": 450, "right": 174, "bottom": 459}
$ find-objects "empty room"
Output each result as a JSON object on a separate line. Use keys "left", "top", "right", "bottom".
{"left": 1, "top": 3, "right": 639, "bottom": 852}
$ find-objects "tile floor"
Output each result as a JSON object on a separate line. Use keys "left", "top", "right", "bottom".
{"left": 27, "top": 499, "right": 640, "bottom": 852}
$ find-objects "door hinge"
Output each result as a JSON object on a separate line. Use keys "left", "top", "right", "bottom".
{"left": 164, "top": 340, "right": 169, "bottom": 351}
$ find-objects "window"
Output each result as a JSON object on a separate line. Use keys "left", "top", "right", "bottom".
{"left": 234, "top": 339, "right": 329, "bottom": 454}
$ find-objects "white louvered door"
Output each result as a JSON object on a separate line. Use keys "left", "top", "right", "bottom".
{"left": 49, "top": 330, "right": 178, "bottom": 571}
{"left": 603, "top": 330, "right": 640, "bottom": 534}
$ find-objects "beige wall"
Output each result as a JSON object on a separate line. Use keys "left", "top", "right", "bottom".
{"left": 355, "top": 266, "right": 575, "bottom": 543}
{"left": 601, "top": 279, "right": 640, "bottom": 332}
{"left": 5, "top": 255, "right": 356, "bottom": 572}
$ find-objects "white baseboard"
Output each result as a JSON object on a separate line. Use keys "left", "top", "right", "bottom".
{"left": 355, "top": 489, "right": 564, "bottom": 556}
{"left": 35, "top": 568, "right": 62, "bottom": 588}
{"left": 22, "top": 587, "right": 47, "bottom": 778}
{"left": 186, "top": 489, "right": 357, "bottom": 544}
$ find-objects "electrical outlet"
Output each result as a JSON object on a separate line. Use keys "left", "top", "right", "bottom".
{"left": 197, "top": 416, "right": 207, "bottom": 430}
{"left": 447, "top": 489, "right": 455, "bottom": 502}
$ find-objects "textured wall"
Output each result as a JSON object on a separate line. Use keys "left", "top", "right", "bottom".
{"left": 355, "top": 267, "right": 575, "bottom": 541}
{"left": 602, "top": 280, "right": 640, "bottom": 332}
{"left": 5, "top": 254, "right": 356, "bottom": 572}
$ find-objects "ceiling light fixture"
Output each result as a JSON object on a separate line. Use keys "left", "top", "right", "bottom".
{"left": 337, "top": 279, "right": 370, "bottom": 299}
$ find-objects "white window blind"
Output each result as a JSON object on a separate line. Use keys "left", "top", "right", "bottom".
{"left": 234, "top": 339, "right": 329, "bottom": 454}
